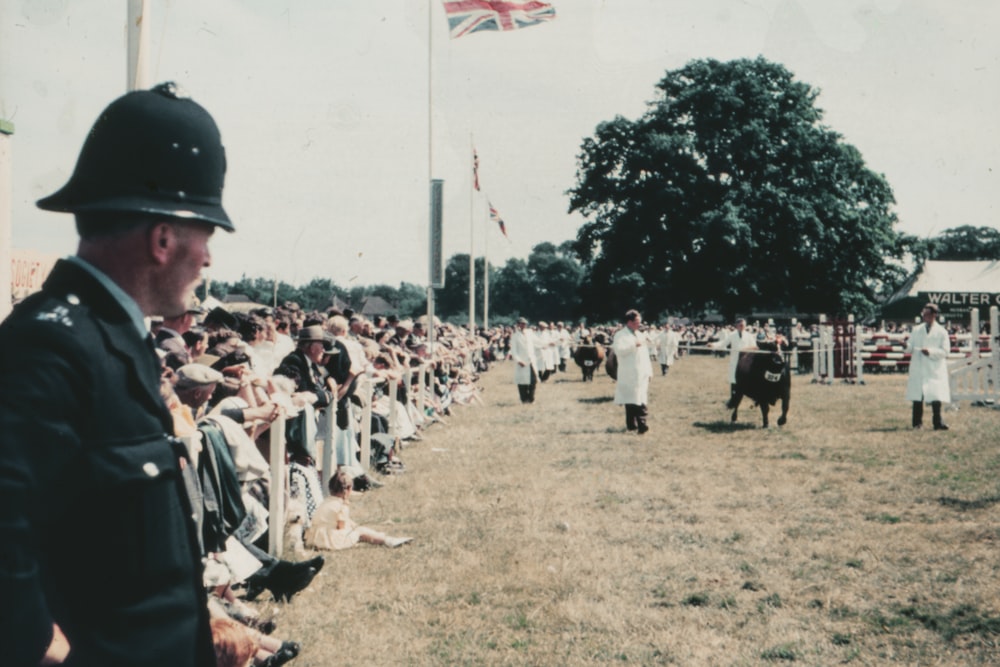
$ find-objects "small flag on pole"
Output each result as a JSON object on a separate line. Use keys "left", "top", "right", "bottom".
{"left": 488, "top": 200, "right": 509, "bottom": 239}
{"left": 442, "top": 1, "right": 556, "bottom": 39}
{"left": 473, "top": 147, "right": 481, "bottom": 191}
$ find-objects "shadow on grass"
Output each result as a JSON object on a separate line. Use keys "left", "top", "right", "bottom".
{"left": 693, "top": 420, "right": 757, "bottom": 433}
{"left": 559, "top": 428, "right": 612, "bottom": 435}
{"left": 578, "top": 396, "right": 614, "bottom": 404}
{"left": 938, "top": 495, "right": 1000, "bottom": 511}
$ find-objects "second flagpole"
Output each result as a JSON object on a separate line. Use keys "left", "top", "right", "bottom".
{"left": 469, "top": 135, "right": 476, "bottom": 333}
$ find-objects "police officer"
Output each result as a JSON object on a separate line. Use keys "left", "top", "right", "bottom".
{"left": 0, "top": 83, "right": 232, "bottom": 666}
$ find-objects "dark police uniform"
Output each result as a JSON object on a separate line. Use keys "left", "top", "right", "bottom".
{"left": 0, "top": 260, "right": 214, "bottom": 666}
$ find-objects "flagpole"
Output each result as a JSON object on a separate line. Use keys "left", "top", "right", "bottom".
{"left": 484, "top": 200, "right": 490, "bottom": 329}
{"left": 468, "top": 135, "right": 475, "bottom": 333}
{"left": 426, "top": 0, "right": 436, "bottom": 355}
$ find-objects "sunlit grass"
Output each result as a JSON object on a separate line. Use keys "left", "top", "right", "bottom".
{"left": 270, "top": 355, "right": 1000, "bottom": 665}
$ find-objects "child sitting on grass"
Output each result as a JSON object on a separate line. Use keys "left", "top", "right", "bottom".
{"left": 306, "top": 468, "right": 413, "bottom": 550}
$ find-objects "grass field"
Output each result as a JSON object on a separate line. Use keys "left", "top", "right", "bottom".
{"left": 265, "top": 354, "right": 1000, "bottom": 666}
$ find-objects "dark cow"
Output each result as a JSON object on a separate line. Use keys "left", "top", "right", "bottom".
{"left": 573, "top": 335, "right": 605, "bottom": 382}
{"left": 728, "top": 341, "right": 790, "bottom": 427}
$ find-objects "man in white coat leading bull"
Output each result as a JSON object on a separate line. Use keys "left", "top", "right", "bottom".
{"left": 718, "top": 317, "right": 757, "bottom": 408}
{"left": 906, "top": 302, "right": 951, "bottom": 430}
{"left": 612, "top": 309, "right": 653, "bottom": 434}
{"left": 511, "top": 317, "right": 538, "bottom": 404}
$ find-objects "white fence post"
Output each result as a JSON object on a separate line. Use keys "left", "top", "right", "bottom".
{"left": 268, "top": 415, "right": 286, "bottom": 557}
{"left": 855, "top": 317, "right": 865, "bottom": 385}
{"left": 360, "top": 376, "right": 372, "bottom": 472}
{"left": 388, "top": 375, "right": 399, "bottom": 443}
{"left": 320, "top": 407, "right": 334, "bottom": 496}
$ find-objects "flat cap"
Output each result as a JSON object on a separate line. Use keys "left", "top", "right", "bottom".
{"left": 175, "top": 363, "right": 224, "bottom": 390}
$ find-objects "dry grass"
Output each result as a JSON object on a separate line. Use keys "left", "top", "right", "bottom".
{"left": 265, "top": 355, "right": 1000, "bottom": 666}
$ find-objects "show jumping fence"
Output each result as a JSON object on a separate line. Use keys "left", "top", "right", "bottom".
{"left": 802, "top": 308, "right": 997, "bottom": 395}
{"left": 949, "top": 306, "right": 1000, "bottom": 404}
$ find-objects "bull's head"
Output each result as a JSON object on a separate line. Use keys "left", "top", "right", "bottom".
{"left": 763, "top": 352, "right": 786, "bottom": 383}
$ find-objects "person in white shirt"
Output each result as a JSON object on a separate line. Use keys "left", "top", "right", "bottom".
{"left": 510, "top": 318, "right": 538, "bottom": 403}
{"left": 612, "top": 309, "right": 653, "bottom": 434}
{"left": 905, "top": 303, "right": 951, "bottom": 430}
{"left": 717, "top": 318, "right": 757, "bottom": 407}
{"left": 655, "top": 323, "right": 681, "bottom": 376}
{"left": 555, "top": 321, "right": 573, "bottom": 372}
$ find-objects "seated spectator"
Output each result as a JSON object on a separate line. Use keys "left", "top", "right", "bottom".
{"left": 306, "top": 468, "right": 412, "bottom": 550}
{"left": 209, "top": 615, "right": 300, "bottom": 667}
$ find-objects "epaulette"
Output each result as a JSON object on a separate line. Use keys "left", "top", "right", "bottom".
{"left": 33, "top": 292, "right": 82, "bottom": 328}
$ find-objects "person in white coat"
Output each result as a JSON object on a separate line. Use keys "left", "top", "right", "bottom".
{"left": 556, "top": 322, "right": 573, "bottom": 372}
{"left": 717, "top": 318, "right": 757, "bottom": 407}
{"left": 612, "top": 309, "right": 653, "bottom": 433}
{"left": 906, "top": 303, "right": 951, "bottom": 430}
{"left": 655, "top": 323, "right": 681, "bottom": 376}
{"left": 510, "top": 317, "right": 538, "bottom": 403}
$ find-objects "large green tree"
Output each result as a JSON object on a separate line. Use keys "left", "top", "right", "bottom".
{"left": 569, "top": 57, "right": 914, "bottom": 321}
{"left": 927, "top": 225, "right": 1000, "bottom": 261}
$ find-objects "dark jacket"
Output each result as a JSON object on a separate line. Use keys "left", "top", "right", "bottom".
{"left": 275, "top": 349, "right": 332, "bottom": 462}
{"left": 0, "top": 259, "right": 214, "bottom": 667}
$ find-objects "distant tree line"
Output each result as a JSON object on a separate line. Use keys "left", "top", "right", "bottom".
{"left": 206, "top": 240, "right": 585, "bottom": 325}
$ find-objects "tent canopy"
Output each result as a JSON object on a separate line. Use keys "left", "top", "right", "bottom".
{"left": 881, "top": 260, "right": 1000, "bottom": 321}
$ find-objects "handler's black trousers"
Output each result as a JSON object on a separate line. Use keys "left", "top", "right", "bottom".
{"left": 625, "top": 404, "right": 648, "bottom": 433}
{"left": 518, "top": 368, "right": 538, "bottom": 404}
{"left": 912, "top": 400, "right": 943, "bottom": 428}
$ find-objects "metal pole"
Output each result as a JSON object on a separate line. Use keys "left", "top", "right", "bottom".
{"left": 0, "top": 121, "right": 12, "bottom": 322}
{"left": 126, "top": 0, "right": 151, "bottom": 91}
{"left": 468, "top": 138, "right": 475, "bottom": 332}
{"left": 483, "top": 208, "right": 490, "bottom": 330}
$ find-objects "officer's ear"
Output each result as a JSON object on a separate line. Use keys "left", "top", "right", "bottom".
{"left": 148, "top": 222, "right": 175, "bottom": 265}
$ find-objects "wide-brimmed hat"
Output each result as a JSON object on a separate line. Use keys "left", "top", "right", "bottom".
{"left": 297, "top": 325, "right": 326, "bottom": 342}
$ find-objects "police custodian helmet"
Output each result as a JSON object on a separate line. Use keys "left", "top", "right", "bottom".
{"left": 37, "top": 82, "right": 234, "bottom": 231}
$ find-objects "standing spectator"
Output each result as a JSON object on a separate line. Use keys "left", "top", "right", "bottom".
{"left": 510, "top": 317, "right": 538, "bottom": 404}
{"left": 612, "top": 309, "right": 653, "bottom": 434}
{"left": 0, "top": 83, "right": 231, "bottom": 666}
{"left": 906, "top": 303, "right": 951, "bottom": 430}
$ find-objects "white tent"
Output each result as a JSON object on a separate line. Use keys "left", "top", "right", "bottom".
{"left": 881, "top": 260, "right": 1000, "bottom": 320}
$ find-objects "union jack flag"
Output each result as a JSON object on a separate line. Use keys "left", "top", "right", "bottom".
{"left": 488, "top": 200, "right": 509, "bottom": 239}
{"left": 442, "top": 1, "right": 556, "bottom": 39}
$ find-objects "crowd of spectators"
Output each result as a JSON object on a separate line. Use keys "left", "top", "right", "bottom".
{"left": 156, "top": 299, "right": 492, "bottom": 667}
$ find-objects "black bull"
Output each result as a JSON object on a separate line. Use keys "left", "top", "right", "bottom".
{"left": 728, "top": 347, "right": 790, "bottom": 427}
{"left": 573, "top": 341, "right": 605, "bottom": 382}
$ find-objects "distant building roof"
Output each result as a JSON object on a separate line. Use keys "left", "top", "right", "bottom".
{"left": 329, "top": 295, "right": 351, "bottom": 312}
{"left": 360, "top": 295, "right": 394, "bottom": 316}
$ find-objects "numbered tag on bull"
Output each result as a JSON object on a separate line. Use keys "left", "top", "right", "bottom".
{"left": 764, "top": 370, "right": 783, "bottom": 383}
